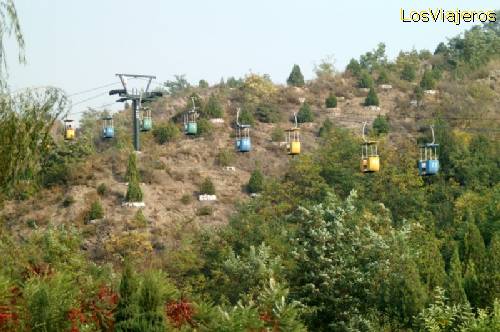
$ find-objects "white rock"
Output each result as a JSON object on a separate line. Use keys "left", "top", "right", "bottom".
{"left": 122, "top": 202, "right": 146, "bottom": 208}
{"left": 223, "top": 166, "right": 236, "bottom": 171}
{"left": 424, "top": 90, "right": 438, "bottom": 95}
{"left": 199, "top": 194, "right": 217, "bottom": 201}
{"left": 210, "top": 118, "right": 225, "bottom": 124}
{"left": 326, "top": 107, "right": 341, "bottom": 112}
{"left": 379, "top": 84, "right": 392, "bottom": 90}
{"left": 365, "top": 106, "right": 381, "bottom": 112}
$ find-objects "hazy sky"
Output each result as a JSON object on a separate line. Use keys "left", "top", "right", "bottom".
{"left": 6, "top": 0, "right": 497, "bottom": 117}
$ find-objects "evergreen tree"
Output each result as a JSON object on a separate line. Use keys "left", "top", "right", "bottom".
{"left": 357, "top": 71, "right": 374, "bottom": 88}
{"left": 486, "top": 233, "right": 500, "bottom": 305}
{"left": 203, "top": 94, "right": 224, "bottom": 118}
{"left": 364, "top": 87, "right": 380, "bottom": 106}
{"left": 325, "top": 93, "right": 337, "bottom": 108}
{"left": 346, "top": 58, "right": 362, "bottom": 77}
{"left": 247, "top": 169, "right": 264, "bottom": 194}
{"left": 318, "top": 118, "right": 333, "bottom": 137}
{"left": 114, "top": 265, "right": 140, "bottom": 332}
{"left": 377, "top": 70, "right": 390, "bottom": 84}
{"left": 200, "top": 177, "right": 215, "bottom": 195}
{"left": 447, "top": 244, "right": 468, "bottom": 304}
{"left": 420, "top": 70, "right": 437, "bottom": 90}
{"left": 135, "top": 272, "right": 167, "bottom": 332}
{"left": 464, "top": 221, "right": 487, "bottom": 307}
{"left": 198, "top": 79, "right": 209, "bottom": 88}
{"left": 296, "top": 102, "right": 314, "bottom": 123}
{"left": 287, "top": 64, "right": 305, "bottom": 87}
{"left": 126, "top": 153, "right": 143, "bottom": 202}
{"left": 401, "top": 63, "right": 417, "bottom": 81}
{"left": 372, "top": 115, "right": 389, "bottom": 134}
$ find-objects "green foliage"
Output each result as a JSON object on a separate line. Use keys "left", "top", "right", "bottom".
{"left": 126, "top": 153, "right": 143, "bottom": 202}
{"left": 377, "top": 69, "right": 390, "bottom": 84}
{"left": 86, "top": 199, "right": 104, "bottom": 221}
{"left": 247, "top": 169, "right": 264, "bottom": 194}
{"left": 359, "top": 42, "right": 387, "bottom": 71}
{"left": 238, "top": 108, "right": 255, "bottom": 125}
{"left": 255, "top": 105, "right": 280, "bottom": 123}
{"left": 346, "top": 58, "right": 362, "bottom": 77}
{"left": 0, "top": 0, "right": 25, "bottom": 84}
{"left": 133, "top": 209, "right": 148, "bottom": 228}
{"left": 401, "top": 63, "right": 417, "bottom": 81}
{"left": 372, "top": 115, "right": 389, "bottom": 134}
{"left": 163, "top": 74, "right": 191, "bottom": 95}
{"left": 420, "top": 70, "right": 437, "bottom": 90}
{"left": 198, "top": 79, "right": 209, "bottom": 88}
{"left": 318, "top": 118, "right": 333, "bottom": 137}
{"left": 358, "top": 71, "right": 374, "bottom": 88}
{"left": 152, "top": 121, "right": 180, "bottom": 145}
{"left": 202, "top": 94, "right": 224, "bottom": 118}
{"left": 200, "top": 177, "right": 215, "bottom": 195}
{"left": 114, "top": 264, "right": 139, "bottom": 331}
{"left": 296, "top": 102, "right": 314, "bottom": 123}
{"left": 196, "top": 118, "right": 213, "bottom": 137}
{"left": 196, "top": 206, "right": 213, "bottom": 216}
{"left": 271, "top": 126, "right": 285, "bottom": 142}
{"left": 180, "top": 194, "right": 192, "bottom": 205}
{"left": 216, "top": 148, "right": 236, "bottom": 167}
{"left": 364, "top": 87, "right": 380, "bottom": 106}
{"left": 97, "top": 183, "right": 108, "bottom": 196}
{"left": 447, "top": 243, "right": 468, "bottom": 304}
{"left": 325, "top": 93, "right": 337, "bottom": 108}
{"left": 287, "top": 64, "right": 305, "bottom": 87}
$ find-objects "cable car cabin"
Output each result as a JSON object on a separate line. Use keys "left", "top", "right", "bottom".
{"left": 102, "top": 116, "right": 114, "bottom": 139}
{"left": 140, "top": 108, "right": 152, "bottom": 132}
{"left": 361, "top": 141, "right": 380, "bottom": 173}
{"left": 184, "top": 112, "right": 197, "bottom": 135}
{"left": 418, "top": 143, "right": 439, "bottom": 176}
{"left": 64, "top": 119, "right": 75, "bottom": 140}
{"left": 286, "top": 128, "right": 301, "bottom": 155}
{"left": 236, "top": 125, "right": 251, "bottom": 152}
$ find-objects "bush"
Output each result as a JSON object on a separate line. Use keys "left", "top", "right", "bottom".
{"left": 255, "top": 105, "right": 280, "bottom": 123}
{"left": 180, "top": 194, "right": 192, "bottom": 205}
{"left": 377, "top": 70, "right": 389, "bottom": 84}
{"left": 200, "top": 177, "right": 215, "bottom": 195}
{"left": 203, "top": 94, "right": 224, "bottom": 118}
{"left": 373, "top": 115, "right": 389, "bottom": 134}
{"left": 297, "top": 102, "right": 314, "bottom": 123}
{"left": 357, "top": 71, "right": 373, "bottom": 88}
{"left": 216, "top": 149, "right": 236, "bottom": 167}
{"left": 318, "top": 118, "right": 333, "bottom": 137}
{"left": 87, "top": 200, "right": 104, "bottom": 221}
{"left": 198, "top": 79, "right": 209, "bottom": 88}
{"left": 133, "top": 209, "right": 148, "bottom": 228}
{"left": 196, "top": 118, "right": 213, "bottom": 137}
{"left": 97, "top": 183, "right": 108, "bottom": 196}
{"left": 364, "top": 87, "right": 379, "bottom": 106}
{"left": 239, "top": 108, "right": 255, "bottom": 126}
{"left": 346, "top": 58, "right": 362, "bottom": 77}
{"left": 126, "top": 153, "right": 143, "bottom": 202}
{"left": 325, "top": 93, "right": 337, "bottom": 108}
{"left": 401, "top": 63, "right": 417, "bottom": 81}
{"left": 196, "top": 206, "right": 213, "bottom": 216}
{"left": 153, "top": 122, "right": 180, "bottom": 145}
{"left": 271, "top": 127, "right": 285, "bottom": 142}
{"left": 62, "top": 196, "right": 75, "bottom": 207}
{"left": 420, "top": 70, "right": 437, "bottom": 90}
{"left": 247, "top": 169, "right": 264, "bottom": 194}
{"left": 287, "top": 64, "right": 305, "bottom": 87}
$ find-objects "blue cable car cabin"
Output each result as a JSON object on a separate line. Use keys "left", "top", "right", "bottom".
{"left": 102, "top": 116, "right": 114, "bottom": 139}
{"left": 418, "top": 143, "right": 439, "bottom": 176}
{"left": 236, "top": 125, "right": 251, "bottom": 152}
{"left": 140, "top": 108, "right": 152, "bottom": 132}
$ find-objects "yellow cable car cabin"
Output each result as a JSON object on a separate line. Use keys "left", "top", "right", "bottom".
{"left": 64, "top": 119, "right": 75, "bottom": 140}
{"left": 286, "top": 128, "right": 301, "bottom": 155}
{"left": 360, "top": 141, "right": 380, "bottom": 173}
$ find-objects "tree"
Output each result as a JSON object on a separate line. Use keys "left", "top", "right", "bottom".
{"left": 314, "top": 55, "right": 335, "bottom": 79}
{"left": 200, "top": 177, "right": 215, "bottom": 195}
{"left": 198, "top": 79, "right": 209, "bottom": 88}
{"left": 364, "top": 87, "right": 379, "bottom": 106}
{"left": 357, "top": 71, "right": 374, "bottom": 88}
{"left": 447, "top": 243, "right": 468, "bottom": 304}
{"left": 163, "top": 74, "right": 190, "bottom": 95}
{"left": 152, "top": 122, "right": 180, "bottom": 144}
{"left": 247, "top": 169, "right": 264, "bottom": 194}
{"left": 401, "top": 63, "right": 417, "bottom": 81}
{"left": 126, "top": 153, "right": 143, "bottom": 202}
{"left": 296, "top": 102, "right": 313, "bottom": 123}
{"left": 420, "top": 70, "right": 437, "bottom": 90}
{"left": 135, "top": 272, "right": 168, "bottom": 331}
{"left": 86, "top": 199, "right": 104, "bottom": 221}
{"left": 287, "top": 64, "right": 305, "bottom": 87}
{"left": 0, "top": 0, "right": 25, "bottom": 86}
{"left": 372, "top": 115, "right": 389, "bottom": 134}
{"left": 346, "top": 58, "right": 361, "bottom": 77}
{"left": 325, "top": 93, "right": 337, "bottom": 108}
{"left": 318, "top": 118, "right": 333, "bottom": 137}
{"left": 255, "top": 105, "right": 280, "bottom": 123}
{"left": 238, "top": 108, "right": 255, "bottom": 125}
{"left": 114, "top": 264, "right": 140, "bottom": 332}
{"left": 203, "top": 94, "right": 224, "bottom": 118}
{"left": 377, "top": 70, "right": 389, "bottom": 84}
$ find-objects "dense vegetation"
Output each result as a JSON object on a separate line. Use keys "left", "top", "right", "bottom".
{"left": 0, "top": 6, "right": 499, "bottom": 331}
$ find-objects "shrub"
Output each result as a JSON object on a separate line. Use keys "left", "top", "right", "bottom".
{"left": 133, "top": 209, "right": 148, "bottom": 228}
{"left": 87, "top": 200, "right": 104, "bottom": 221}
{"left": 401, "top": 63, "right": 417, "bottom": 81}
{"left": 373, "top": 115, "right": 390, "bottom": 134}
{"left": 203, "top": 94, "right": 224, "bottom": 118}
{"left": 247, "top": 169, "right": 264, "bottom": 194}
{"left": 255, "top": 105, "right": 280, "bottom": 123}
{"left": 346, "top": 58, "right": 362, "bottom": 77}
{"left": 62, "top": 196, "right": 75, "bottom": 207}
{"left": 364, "top": 87, "right": 379, "bottom": 106}
{"left": 377, "top": 70, "right": 390, "bottom": 84}
{"left": 198, "top": 79, "right": 209, "bottom": 88}
{"left": 318, "top": 118, "right": 333, "bottom": 137}
{"left": 325, "top": 93, "right": 337, "bottom": 108}
{"left": 216, "top": 149, "right": 236, "bottom": 167}
{"left": 97, "top": 183, "right": 108, "bottom": 196}
{"left": 180, "top": 194, "right": 192, "bottom": 205}
{"left": 199, "top": 177, "right": 215, "bottom": 195}
{"left": 196, "top": 206, "right": 213, "bottom": 216}
{"left": 297, "top": 102, "right": 314, "bottom": 123}
{"left": 420, "top": 70, "right": 437, "bottom": 90}
{"left": 153, "top": 122, "right": 180, "bottom": 145}
{"left": 271, "top": 127, "right": 285, "bottom": 142}
{"left": 287, "top": 64, "right": 305, "bottom": 87}
{"left": 357, "top": 71, "right": 373, "bottom": 88}
{"left": 196, "top": 118, "right": 213, "bottom": 137}
{"left": 126, "top": 153, "right": 143, "bottom": 202}
{"left": 239, "top": 108, "right": 255, "bottom": 126}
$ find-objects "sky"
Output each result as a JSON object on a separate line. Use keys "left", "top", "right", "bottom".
{"left": 5, "top": 0, "right": 497, "bottom": 118}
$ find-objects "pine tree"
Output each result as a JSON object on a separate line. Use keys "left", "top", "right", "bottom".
{"left": 372, "top": 115, "right": 389, "bottom": 134}
{"left": 202, "top": 94, "right": 224, "bottom": 118}
{"left": 357, "top": 71, "right": 374, "bottom": 88}
{"left": 485, "top": 233, "right": 500, "bottom": 305}
{"left": 346, "top": 58, "right": 361, "bottom": 77}
{"left": 401, "top": 63, "right": 417, "bottom": 81}
{"left": 447, "top": 244, "right": 467, "bottom": 304}
{"left": 287, "top": 64, "right": 305, "bottom": 87}
{"left": 296, "top": 102, "right": 314, "bottom": 123}
{"left": 200, "top": 177, "right": 215, "bottom": 195}
{"left": 126, "top": 153, "right": 143, "bottom": 202}
{"left": 247, "top": 169, "right": 264, "bottom": 194}
{"left": 376, "top": 70, "right": 389, "bottom": 84}
{"left": 463, "top": 221, "right": 487, "bottom": 307}
{"left": 135, "top": 272, "right": 167, "bottom": 332}
{"left": 114, "top": 265, "right": 140, "bottom": 332}
{"left": 420, "top": 70, "right": 437, "bottom": 90}
{"left": 364, "top": 87, "right": 380, "bottom": 106}
{"left": 325, "top": 93, "right": 337, "bottom": 108}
